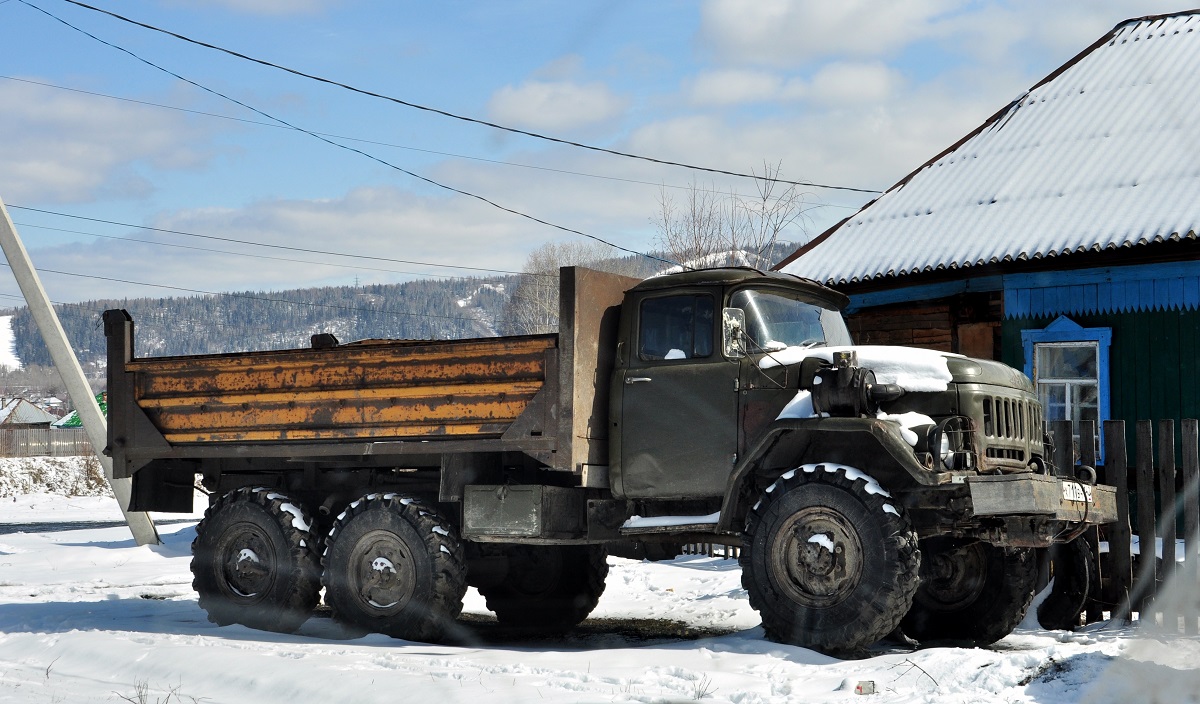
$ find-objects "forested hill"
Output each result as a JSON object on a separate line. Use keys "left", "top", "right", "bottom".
{"left": 10, "top": 275, "right": 514, "bottom": 368}
{"left": 9, "top": 242, "right": 800, "bottom": 369}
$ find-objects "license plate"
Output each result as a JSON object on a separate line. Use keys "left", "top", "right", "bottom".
{"left": 1062, "top": 481, "right": 1093, "bottom": 503}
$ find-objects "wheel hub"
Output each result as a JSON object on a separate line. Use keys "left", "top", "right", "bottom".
{"left": 220, "top": 523, "right": 274, "bottom": 599}
{"left": 771, "top": 506, "right": 863, "bottom": 607}
{"left": 921, "top": 542, "right": 988, "bottom": 610}
{"left": 351, "top": 531, "right": 415, "bottom": 612}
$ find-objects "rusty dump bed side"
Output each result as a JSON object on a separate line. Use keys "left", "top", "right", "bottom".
{"left": 106, "top": 313, "right": 556, "bottom": 445}
{"left": 105, "top": 267, "right": 640, "bottom": 481}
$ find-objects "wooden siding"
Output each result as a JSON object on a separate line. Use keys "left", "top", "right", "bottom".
{"left": 846, "top": 302, "right": 953, "bottom": 352}
{"left": 845, "top": 291, "right": 1002, "bottom": 356}
{"left": 1002, "top": 307, "right": 1200, "bottom": 456}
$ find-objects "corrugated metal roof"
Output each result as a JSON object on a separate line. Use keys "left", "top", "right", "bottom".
{"left": 780, "top": 11, "right": 1200, "bottom": 286}
{"left": 0, "top": 399, "right": 56, "bottom": 425}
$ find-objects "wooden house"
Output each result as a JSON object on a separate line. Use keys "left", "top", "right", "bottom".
{"left": 777, "top": 11, "right": 1200, "bottom": 455}
{"left": 0, "top": 397, "right": 57, "bottom": 427}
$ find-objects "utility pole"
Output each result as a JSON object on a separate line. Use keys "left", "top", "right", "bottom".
{"left": 0, "top": 197, "right": 158, "bottom": 545}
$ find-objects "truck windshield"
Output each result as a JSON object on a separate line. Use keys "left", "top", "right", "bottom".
{"left": 730, "top": 288, "right": 852, "bottom": 351}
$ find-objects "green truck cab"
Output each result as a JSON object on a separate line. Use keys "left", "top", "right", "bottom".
{"left": 104, "top": 266, "right": 1115, "bottom": 653}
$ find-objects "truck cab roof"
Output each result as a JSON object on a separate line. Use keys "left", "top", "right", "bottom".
{"left": 629, "top": 267, "right": 849, "bottom": 309}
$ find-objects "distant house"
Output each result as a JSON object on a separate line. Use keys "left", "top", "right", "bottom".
{"left": 778, "top": 11, "right": 1200, "bottom": 455}
{"left": 0, "top": 398, "right": 57, "bottom": 427}
{"left": 51, "top": 393, "right": 107, "bottom": 429}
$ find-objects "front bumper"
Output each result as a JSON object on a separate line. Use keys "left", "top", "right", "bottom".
{"left": 967, "top": 473, "right": 1118, "bottom": 526}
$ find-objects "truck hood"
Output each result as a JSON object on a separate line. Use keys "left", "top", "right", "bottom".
{"left": 945, "top": 356, "right": 1035, "bottom": 392}
{"left": 761, "top": 344, "right": 1033, "bottom": 393}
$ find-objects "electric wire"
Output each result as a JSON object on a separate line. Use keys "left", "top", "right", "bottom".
{"left": 13, "top": 221, "right": 521, "bottom": 281}
{"left": 7, "top": 205, "right": 555, "bottom": 278}
{"left": 19, "top": 0, "right": 677, "bottom": 268}
{"left": 0, "top": 74, "right": 853, "bottom": 201}
{"left": 54, "top": 0, "right": 882, "bottom": 195}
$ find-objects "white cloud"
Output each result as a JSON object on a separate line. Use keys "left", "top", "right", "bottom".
{"left": 808, "top": 61, "right": 902, "bottom": 106}
{"left": 688, "top": 70, "right": 787, "bottom": 106}
{"left": 700, "top": 0, "right": 962, "bottom": 65}
{"left": 0, "top": 79, "right": 217, "bottom": 204}
{"left": 487, "top": 80, "right": 627, "bottom": 132}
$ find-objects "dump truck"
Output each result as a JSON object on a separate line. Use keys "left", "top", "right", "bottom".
{"left": 103, "top": 266, "right": 1117, "bottom": 653}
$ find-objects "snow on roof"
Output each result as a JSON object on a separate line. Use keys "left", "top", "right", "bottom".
{"left": 0, "top": 398, "right": 56, "bottom": 425}
{"left": 781, "top": 12, "right": 1200, "bottom": 286}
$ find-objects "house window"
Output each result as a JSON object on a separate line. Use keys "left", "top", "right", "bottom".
{"left": 1035, "top": 342, "right": 1099, "bottom": 433}
{"left": 1021, "top": 317, "right": 1111, "bottom": 462}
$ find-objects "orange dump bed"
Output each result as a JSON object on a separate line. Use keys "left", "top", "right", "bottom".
{"left": 122, "top": 334, "right": 557, "bottom": 444}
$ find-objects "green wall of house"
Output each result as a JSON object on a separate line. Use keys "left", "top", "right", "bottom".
{"left": 1002, "top": 307, "right": 1200, "bottom": 459}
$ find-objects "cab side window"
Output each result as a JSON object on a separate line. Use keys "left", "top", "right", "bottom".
{"left": 638, "top": 294, "right": 714, "bottom": 361}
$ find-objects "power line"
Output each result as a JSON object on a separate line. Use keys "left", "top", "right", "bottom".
{"left": 20, "top": 0, "right": 677, "bottom": 268}
{"left": 0, "top": 74, "right": 820, "bottom": 199}
{"left": 8, "top": 205, "right": 552, "bottom": 278}
{"left": 0, "top": 261, "right": 500, "bottom": 324}
{"left": 13, "top": 221, "right": 515, "bottom": 280}
{"left": 53, "top": 0, "right": 882, "bottom": 195}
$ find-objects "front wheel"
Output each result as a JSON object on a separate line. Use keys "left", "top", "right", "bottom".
{"left": 322, "top": 494, "right": 466, "bottom": 642}
{"left": 901, "top": 537, "right": 1038, "bottom": 645}
{"left": 740, "top": 464, "right": 921, "bottom": 653}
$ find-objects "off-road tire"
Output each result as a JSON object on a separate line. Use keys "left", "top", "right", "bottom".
{"left": 1038, "top": 538, "right": 1097, "bottom": 631}
{"left": 740, "top": 464, "right": 921, "bottom": 653}
{"left": 191, "top": 487, "right": 322, "bottom": 632}
{"left": 321, "top": 494, "right": 466, "bottom": 643}
{"left": 901, "top": 537, "right": 1038, "bottom": 645}
{"left": 478, "top": 545, "right": 608, "bottom": 631}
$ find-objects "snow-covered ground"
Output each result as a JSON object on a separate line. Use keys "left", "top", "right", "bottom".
{"left": 0, "top": 459, "right": 1196, "bottom": 703}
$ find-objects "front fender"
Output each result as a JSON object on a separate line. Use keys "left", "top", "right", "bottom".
{"left": 717, "top": 417, "right": 940, "bottom": 533}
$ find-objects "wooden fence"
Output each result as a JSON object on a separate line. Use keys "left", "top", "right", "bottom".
{"left": 1055, "top": 418, "right": 1200, "bottom": 631}
{"left": 0, "top": 427, "right": 93, "bottom": 457}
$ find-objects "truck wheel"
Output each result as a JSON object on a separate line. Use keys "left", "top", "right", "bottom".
{"left": 901, "top": 537, "right": 1038, "bottom": 645}
{"left": 322, "top": 494, "right": 466, "bottom": 642}
{"left": 190, "top": 487, "right": 322, "bottom": 633}
{"left": 478, "top": 545, "right": 608, "bottom": 631}
{"left": 740, "top": 464, "right": 921, "bottom": 653}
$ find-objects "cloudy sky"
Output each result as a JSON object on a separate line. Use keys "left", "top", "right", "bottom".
{"left": 0, "top": 0, "right": 1175, "bottom": 305}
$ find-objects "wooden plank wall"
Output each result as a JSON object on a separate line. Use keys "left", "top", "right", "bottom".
{"left": 1002, "top": 308, "right": 1200, "bottom": 459}
{"left": 846, "top": 302, "right": 953, "bottom": 352}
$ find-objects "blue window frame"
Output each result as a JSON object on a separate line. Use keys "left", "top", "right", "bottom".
{"left": 1021, "top": 316, "right": 1111, "bottom": 463}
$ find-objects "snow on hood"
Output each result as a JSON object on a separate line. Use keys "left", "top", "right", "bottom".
{"left": 760, "top": 345, "right": 959, "bottom": 393}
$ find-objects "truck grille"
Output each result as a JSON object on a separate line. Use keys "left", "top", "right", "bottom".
{"left": 986, "top": 447, "right": 1026, "bottom": 461}
{"left": 982, "top": 397, "right": 1040, "bottom": 441}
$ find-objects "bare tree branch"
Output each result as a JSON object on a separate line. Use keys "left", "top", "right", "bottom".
{"left": 652, "top": 163, "right": 810, "bottom": 271}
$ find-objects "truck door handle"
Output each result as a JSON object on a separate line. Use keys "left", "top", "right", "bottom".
{"left": 626, "top": 377, "right": 652, "bottom": 384}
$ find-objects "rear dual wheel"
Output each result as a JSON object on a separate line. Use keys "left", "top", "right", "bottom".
{"left": 321, "top": 494, "right": 467, "bottom": 643}
{"left": 191, "top": 487, "right": 322, "bottom": 633}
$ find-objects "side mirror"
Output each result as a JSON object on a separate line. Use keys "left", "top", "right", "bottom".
{"left": 722, "top": 308, "right": 746, "bottom": 358}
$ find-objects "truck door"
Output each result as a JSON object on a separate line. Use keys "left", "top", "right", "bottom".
{"left": 618, "top": 291, "right": 738, "bottom": 498}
